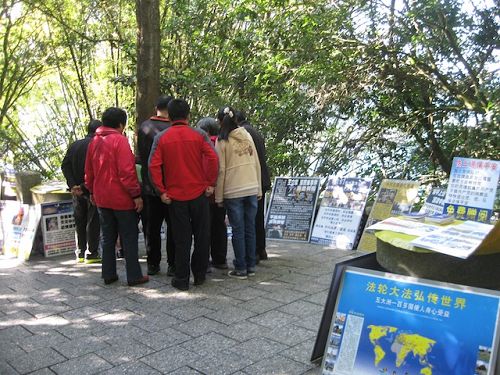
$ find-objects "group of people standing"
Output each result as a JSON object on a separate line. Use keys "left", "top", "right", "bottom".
{"left": 62, "top": 96, "right": 271, "bottom": 291}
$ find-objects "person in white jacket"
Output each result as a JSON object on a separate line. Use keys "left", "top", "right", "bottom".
{"left": 215, "top": 106, "right": 262, "bottom": 279}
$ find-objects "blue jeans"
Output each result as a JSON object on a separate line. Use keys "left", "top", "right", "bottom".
{"left": 225, "top": 195, "right": 258, "bottom": 273}
{"left": 98, "top": 208, "right": 143, "bottom": 283}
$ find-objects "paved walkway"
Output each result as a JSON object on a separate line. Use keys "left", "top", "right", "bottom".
{"left": 0, "top": 241, "right": 358, "bottom": 374}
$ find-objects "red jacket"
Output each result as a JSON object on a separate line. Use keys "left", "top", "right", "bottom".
{"left": 85, "top": 126, "right": 141, "bottom": 210}
{"left": 149, "top": 120, "right": 218, "bottom": 201}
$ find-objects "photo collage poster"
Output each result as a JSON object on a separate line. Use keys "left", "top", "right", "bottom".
{"left": 357, "top": 179, "right": 420, "bottom": 252}
{"left": 444, "top": 157, "right": 499, "bottom": 223}
{"left": 321, "top": 267, "right": 500, "bottom": 375}
{"left": 265, "top": 177, "right": 320, "bottom": 242}
{"left": 41, "top": 200, "right": 76, "bottom": 257}
{"left": 311, "top": 176, "right": 372, "bottom": 249}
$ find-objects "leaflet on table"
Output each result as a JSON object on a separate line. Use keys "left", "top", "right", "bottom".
{"left": 410, "top": 221, "right": 494, "bottom": 259}
{"left": 321, "top": 267, "right": 500, "bottom": 375}
{"left": 366, "top": 217, "right": 442, "bottom": 237}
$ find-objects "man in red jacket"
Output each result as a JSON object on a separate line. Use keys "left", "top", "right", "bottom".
{"left": 149, "top": 99, "right": 218, "bottom": 290}
{"left": 85, "top": 107, "right": 148, "bottom": 287}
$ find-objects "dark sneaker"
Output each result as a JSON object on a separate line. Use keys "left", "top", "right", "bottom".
{"left": 128, "top": 276, "right": 149, "bottom": 287}
{"left": 171, "top": 278, "right": 189, "bottom": 291}
{"left": 212, "top": 263, "right": 228, "bottom": 270}
{"left": 167, "top": 265, "right": 176, "bottom": 277}
{"left": 193, "top": 275, "right": 206, "bottom": 286}
{"left": 104, "top": 275, "right": 119, "bottom": 285}
{"left": 85, "top": 253, "right": 102, "bottom": 264}
{"left": 116, "top": 249, "right": 124, "bottom": 259}
{"left": 228, "top": 270, "right": 248, "bottom": 280}
{"left": 147, "top": 264, "right": 160, "bottom": 275}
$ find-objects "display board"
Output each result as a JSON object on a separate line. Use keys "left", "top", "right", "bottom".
{"left": 265, "top": 177, "right": 320, "bottom": 242}
{"left": 321, "top": 267, "right": 500, "bottom": 375}
{"left": 357, "top": 179, "right": 420, "bottom": 252}
{"left": 41, "top": 200, "right": 76, "bottom": 257}
{"left": 444, "top": 157, "right": 499, "bottom": 223}
{"left": 0, "top": 200, "right": 40, "bottom": 259}
{"left": 311, "top": 176, "right": 372, "bottom": 249}
{"left": 419, "top": 187, "right": 446, "bottom": 215}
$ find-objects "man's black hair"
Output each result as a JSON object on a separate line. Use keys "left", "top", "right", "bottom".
{"left": 167, "top": 99, "right": 190, "bottom": 121}
{"left": 101, "top": 107, "right": 127, "bottom": 129}
{"left": 235, "top": 110, "right": 247, "bottom": 124}
{"left": 88, "top": 119, "right": 102, "bottom": 135}
{"left": 156, "top": 95, "right": 173, "bottom": 111}
{"left": 196, "top": 117, "right": 220, "bottom": 136}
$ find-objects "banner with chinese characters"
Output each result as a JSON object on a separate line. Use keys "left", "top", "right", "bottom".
{"left": 41, "top": 200, "right": 76, "bottom": 257}
{"left": 357, "top": 179, "right": 420, "bottom": 252}
{"left": 0, "top": 200, "right": 41, "bottom": 260}
{"left": 321, "top": 267, "right": 500, "bottom": 375}
{"left": 419, "top": 187, "right": 446, "bottom": 215}
{"left": 311, "top": 176, "right": 372, "bottom": 249}
{"left": 265, "top": 177, "right": 320, "bottom": 242}
{"left": 444, "top": 157, "right": 499, "bottom": 223}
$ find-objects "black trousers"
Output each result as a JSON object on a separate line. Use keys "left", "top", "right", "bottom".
{"left": 209, "top": 203, "right": 227, "bottom": 265}
{"left": 255, "top": 196, "right": 266, "bottom": 256}
{"left": 143, "top": 195, "right": 175, "bottom": 266}
{"left": 73, "top": 195, "right": 100, "bottom": 257}
{"left": 168, "top": 194, "right": 210, "bottom": 282}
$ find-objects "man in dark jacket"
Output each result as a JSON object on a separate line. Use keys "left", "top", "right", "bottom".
{"left": 137, "top": 95, "right": 175, "bottom": 276}
{"left": 61, "top": 119, "right": 102, "bottom": 263}
{"left": 235, "top": 111, "right": 272, "bottom": 261}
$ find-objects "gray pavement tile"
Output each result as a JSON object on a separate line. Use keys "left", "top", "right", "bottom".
{"left": 55, "top": 322, "right": 100, "bottom": 339}
{"left": 277, "top": 300, "right": 324, "bottom": 318}
{"left": 93, "top": 310, "right": 141, "bottom": 326}
{"left": 0, "top": 299, "right": 41, "bottom": 314}
{"left": 218, "top": 320, "right": 270, "bottom": 342}
{"left": 264, "top": 288, "right": 309, "bottom": 304}
{"left": 302, "top": 291, "right": 328, "bottom": 306}
{"left": 0, "top": 326, "right": 33, "bottom": 342}
{"left": 195, "top": 294, "right": 242, "bottom": 311}
{"left": 99, "top": 360, "right": 161, "bottom": 374}
{"left": 7, "top": 347, "right": 65, "bottom": 374}
{"left": 0, "top": 311, "right": 34, "bottom": 329}
{"left": 275, "top": 272, "right": 318, "bottom": 286}
{"left": 175, "top": 317, "right": 227, "bottom": 338}
{"left": 302, "top": 365, "right": 321, "bottom": 374}
{"left": 0, "top": 342, "right": 26, "bottom": 362}
{"left": 280, "top": 340, "right": 318, "bottom": 365}
{"left": 292, "top": 313, "right": 322, "bottom": 332}
{"left": 290, "top": 282, "right": 329, "bottom": 294}
{"left": 242, "top": 354, "right": 312, "bottom": 374}
{"left": 180, "top": 332, "right": 238, "bottom": 357}
{"left": 60, "top": 306, "right": 108, "bottom": 321}
{"left": 263, "top": 324, "right": 316, "bottom": 346}
{"left": 29, "top": 368, "right": 57, "bottom": 374}
{"left": 52, "top": 335, "right": 110, "bottom": 359}
{"left": 0, "top": 360, "right": 19, "bottom": 375}
{"left": 94, "top": 325, "right": 149, "bottom": 341}
{"left": 165, "top": 304, "right": 215, "bottom": 321}
{"left": 222, "top": 286, "right": 270, "bottom": 301}
{"left": 227, "top": 337, "right": 289, "bottom": 361}
{"left": 141, "top": 346, "right": 200, "bottom": 373}
{"left": 62, "top": 294, "right": 103, "bottom": 309}
{"left": 134, "top": 327, "right": 191, "bottom": 351}
{"left": 16, "top": 330, "right": 69, "bottom": 352}
{"left": 95, "top": 337, "right": 155, "bottom": 365}
{"left": 26, "top": 304, "right": 71, "bottom": 319}
{"left": 237, "top": 296, "right": 284, "bottom": 314}
{"left": 95, "top": 297, "right": 141, "bottom": 313}
{"left": 49, "top": 353, "right": 113, "bottom": 375}
{"left": 189, "top": 350, "right": 254, "bottom": 375}
{"left": 22, "top": 316, "right": 71, "bottom": 334}
{"left": 165, "top": 366, "right": 203, "bottom": 374}
{"left": 248, "top": 310, "right": 298, "bottom": 329}
{"left": 205, "top": 305, "right": 256, "bottom": 325}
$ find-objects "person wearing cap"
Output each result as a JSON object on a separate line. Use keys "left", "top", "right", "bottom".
{"left": 137, "top": 95, "right": 176, "bottom": 277}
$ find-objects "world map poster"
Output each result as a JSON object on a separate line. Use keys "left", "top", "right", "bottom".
{"left": 321, "top": 268, "right": 500, "bottom": 375}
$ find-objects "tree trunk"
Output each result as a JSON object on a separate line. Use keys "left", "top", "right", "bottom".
{"left": 135, "top": 0, "right": 160, "bottom": 131}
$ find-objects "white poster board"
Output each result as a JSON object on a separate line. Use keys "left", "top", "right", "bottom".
{"left": 41, "top": 200, "right": 76, "bottom": 257}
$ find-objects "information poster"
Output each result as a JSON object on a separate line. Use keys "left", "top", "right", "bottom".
{"left": 265, "top": 177, "right": 320, "bottom": 242}
{"left": 419, "top": 187, "right": 446, "bottom": 215}
{"left": 357, "top": 179, "right": 420, "bottom": 252}
{"left": 0, "top": 200, "right": 40, "bottom": 259}
{"left": 41, "top": 200, "right": 76, "bottom": 257}
{"left": 311, "top": 176, "right": 372, "bottom": 249}
{"left": 321, "top": 267, "right": 500, "bottom": 375}
{"left": 444, "top": 157, "right": 499, "bottom": 223}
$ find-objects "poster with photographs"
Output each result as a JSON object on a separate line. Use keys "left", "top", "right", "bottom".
{"left": 357, "top": 179, "right": 420, "bottom": 252}
{"left": 419, "top": 187, "right": 446, "bottom": 215}
{"left": 443, "top": 157, "right": 499, "bottom": 223}
{"left": 0, "top": 200, "right": 41, "bottom": 259}
{"left": 311, "top": 176, "right": 372, "bottom": 249}
{"left": 265, "top": 177, "right": 320, "bottom": 242}
{"left": 41, "top": 200, "right": 76, "bottom": 257}
{"left": 321, "top": 267, "right": 500, "bottom": 375}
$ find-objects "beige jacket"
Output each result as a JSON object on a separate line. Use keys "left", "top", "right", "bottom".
{"left": 215, "top": 127, "right": 262, "bottom": 203}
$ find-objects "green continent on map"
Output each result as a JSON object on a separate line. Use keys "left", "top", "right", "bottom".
{"left": 367, "top": 325, "right": 436, "bottom": 375}
{"left": 367, "top": 325, "right": 398, "bottom": 366}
